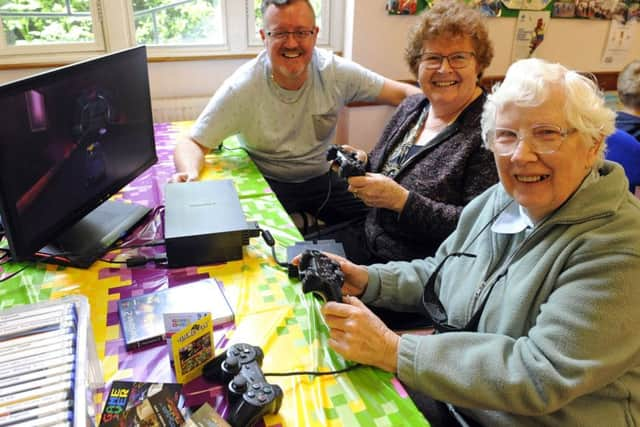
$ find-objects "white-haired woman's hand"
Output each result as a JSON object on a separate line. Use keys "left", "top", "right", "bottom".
{"left": 322, "top": 296, "right": 399, "bottom": 373}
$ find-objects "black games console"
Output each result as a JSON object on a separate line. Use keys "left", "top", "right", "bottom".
{"left": 164, "top": 180, "right": 255, "bottom": 268}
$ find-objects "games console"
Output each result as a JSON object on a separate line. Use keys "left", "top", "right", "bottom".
{"left": 164, "top": 180, "right": 259, "bottom": 268}
{"left": 326, "top": 144, "right": 366, "bottom": 178}
{"left": 294, "top": 249, "right": 344, "bottom": 303}
{"left": 202, "top": 343, "right": 283, "bottom": 427}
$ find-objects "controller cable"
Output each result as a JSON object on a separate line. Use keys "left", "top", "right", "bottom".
{"left": 239, "top": 229, "right": 364, "bottom": 378}
{"left": 263, "top": 363, "right": 362, "bottom": 377}
{"left": 310, "top": 173, "right": 332, "bottom": 237}
{"left": 257, "top": 227, "right": 289, "bottom": 269}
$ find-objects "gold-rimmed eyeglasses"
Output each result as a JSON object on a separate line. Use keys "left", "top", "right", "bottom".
{"left": 418, "top": 51, "right": 475, "bottom": 69}
{"left": 489, "top": 124, "right": 577, "bottom": 156}
{"left": 266, "top": 29, "right": 315, "bottom": 40}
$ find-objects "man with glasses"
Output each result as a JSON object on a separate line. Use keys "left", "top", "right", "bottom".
{"left": 172, "top": 0, "right": 420, "bottom": 226}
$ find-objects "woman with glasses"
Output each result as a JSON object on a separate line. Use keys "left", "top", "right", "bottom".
{"left": 317, "top": 58, "right": 640, "bottom": 426}
{"left": 314, "top": 0, "right": 497, "bottom": 273}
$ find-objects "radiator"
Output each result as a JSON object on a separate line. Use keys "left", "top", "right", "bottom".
{"left": 151, "top": 96, "right": 211, "bottom": 123}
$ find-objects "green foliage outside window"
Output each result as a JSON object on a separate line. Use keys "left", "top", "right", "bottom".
{"left": 0, "top": 0, "right": 93, "bottom": 45}
{"left": 132, "top": 0, "right": 222, "bottom": 45}
{"left": 0, "top": 0, "right": 223, "bottom": 46}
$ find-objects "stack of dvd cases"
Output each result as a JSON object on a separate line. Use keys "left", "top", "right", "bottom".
{"left": 0, "top": 295, "right": 103, "bottom": 426}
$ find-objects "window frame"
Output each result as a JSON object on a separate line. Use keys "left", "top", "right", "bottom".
{"left": 0, "top": 0, "right": 343, "bottom": 67}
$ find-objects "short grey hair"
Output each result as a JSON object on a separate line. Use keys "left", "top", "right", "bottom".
{"left": 618, "top": 60, "right": 640, "bottom": 110}
{"left": 261, "top": 0, "right": 316, "bottom": 22}
{"left": 481, "top": 58, "right": 615, "bottom": 166}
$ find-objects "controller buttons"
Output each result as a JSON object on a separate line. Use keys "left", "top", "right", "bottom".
{"left": 224, "top": 356, "right": 240, "bottom": 372}
{"left": 231, "top": 376, "right": 248, "bottom": 392}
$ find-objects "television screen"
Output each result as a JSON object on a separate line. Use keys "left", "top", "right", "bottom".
{"left": 0, "top": 46, "right": 157, "bottom": 266}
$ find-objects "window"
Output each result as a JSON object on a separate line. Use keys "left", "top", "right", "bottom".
{"left": 0, "top": 0, "right": 342, "bottom": 65}
{"left": 0, "top": 0, "right": 105, "bottom": 57}
{"left": 132, "top": 0, "right": 224, "bottom": 46}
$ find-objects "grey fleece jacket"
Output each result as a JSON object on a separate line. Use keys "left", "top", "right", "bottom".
{"left": 364, "top": 161, "right": 640, "bottom": 426}
{"left": 365, "top": 92, "right": 498, "bottom": 261}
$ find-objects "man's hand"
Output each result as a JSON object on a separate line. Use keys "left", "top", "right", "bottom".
{"left": 348, "top": 173, "right": 409, "bottom": 213}
{"left": 169, "top": 171, "right": 199, "bottom": 183}
{"left": 172, "top": 137, "right": 209, "bottom": 183}
{"left": 322, "top": 296, "right": 399, "bottom": 373}
{"left": 291, "top": 252, "right": 369, "bottom": 297}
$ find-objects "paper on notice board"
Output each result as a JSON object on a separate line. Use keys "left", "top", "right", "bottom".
{"left": 601, "top": 20, "right": 635, "bottom": 68}
{"left": 512, "top": 10, "right": 551, "bottom": 62}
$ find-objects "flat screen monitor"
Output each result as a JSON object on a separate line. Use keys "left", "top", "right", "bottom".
{"left": 0, "top": 46, "right": 157, "bottom": 268}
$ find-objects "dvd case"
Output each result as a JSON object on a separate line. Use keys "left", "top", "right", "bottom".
{"left": 117, "top": 278, "right": 234, "bottom": 351}
{"left": 0, "top": 296, "right": 103, "bottom": 427}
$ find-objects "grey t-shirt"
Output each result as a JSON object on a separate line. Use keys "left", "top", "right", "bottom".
{"left": 190, "top": 48, "right": 384, "bottom": 182}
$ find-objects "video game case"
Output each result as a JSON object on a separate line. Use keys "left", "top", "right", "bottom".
{"left": 0, "top": 363, "right": 74, "bottom": 390}
{"left": 0, "top": 390, "right": 70, "bottom": 416}
{"left": 9, "top": 409, "right": 73, "bottom": 427}
{"left": 0, "top": 333, "right": 74, "bottom": 362}
{"left": 118, "top": 278, "right": 234, "bottom": 351}
{"left": 0, "top": 312, "right": 76, "bottom": 342}
{"left": 0, "top": 328, "right": 75, "bottom": 355}
{"left": 0, "top": 341, "right": 75, "bottom": 372}
{"left": 0, "top": 372, "right": 74, "bottom": 398}
{"left": 0, "top": 379, "right": 73, "bottom": 408}
{"left": 0, "top": 303, "right": 73, "bottom": 325}
{"left": 99, "top": 381, "right": 183, "bottom": 426}
{"left": 0, "top": 354, "right": 74, "bottom": 381}
{"left": 0, "top": 399, "right": 71, "bottom": 426}
{"left": 183, "top": 403, "right": 230, "bottom": 427}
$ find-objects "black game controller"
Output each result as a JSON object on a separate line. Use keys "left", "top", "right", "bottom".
{"left": 202, "top": 343, "right": 283, "bottom": 427}
{"left": 327, "top": 145, "right": 366, "bottom": 178}
{"left": 297, "top": 249, "right": 344, "bottom": 303}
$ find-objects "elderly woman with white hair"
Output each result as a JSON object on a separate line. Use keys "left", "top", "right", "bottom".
{"left": 306, "top": 58, "right": 640, "bottom": 426}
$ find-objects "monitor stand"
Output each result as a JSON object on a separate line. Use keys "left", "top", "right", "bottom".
{"left": 36, "top": 199, "right": 151, "bottom": 268}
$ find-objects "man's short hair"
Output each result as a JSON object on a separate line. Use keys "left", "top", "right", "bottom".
{"left": 618, "top": 60, "right": 640, "bottom": 110}
{"left": 261, "top": 0, "right": 316, "bottom": 22}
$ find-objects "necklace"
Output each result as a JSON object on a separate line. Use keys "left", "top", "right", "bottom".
{"left": 267, "top": 70, "right": 310, "bottom": 105}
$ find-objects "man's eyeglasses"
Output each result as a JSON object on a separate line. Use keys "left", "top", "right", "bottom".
{"left": 418, "top": 51, "right": 475, "bottom": 69}
{"left": 489, "top": 124, "right": 576, "bottom": 156}
{"left": 266, "top": 29, "right": 315, "bottom": 41}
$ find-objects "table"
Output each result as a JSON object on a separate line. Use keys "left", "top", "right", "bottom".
{"left": 0, "top": 121, "right": 429, "bottom": 427}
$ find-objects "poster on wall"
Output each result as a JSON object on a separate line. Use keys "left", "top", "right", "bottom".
{"left": 601, "top": 19, "right": 636, "bottom": 67}
{"left": 551, "top": 0, "right": 577, "bottom": 17}
{"left": 511, "top": 10, "right": 551, "bottom": 61}
{"left": 501, "top": 0, "right": 551, "bottom": 9}
{"left": 551, "top": 0, "right": 639, "bottom": 22}
{"left": 386, "top": 0, "right": 428, "bottom": 15}
{"left": 574, "top": 0, "right": 622, "bottom": 19}
{"left": 472, "top": 0, "right": 503, "bottom": 16}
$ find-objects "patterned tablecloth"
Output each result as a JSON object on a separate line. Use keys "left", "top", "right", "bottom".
{"left": 0, "top": 121, "right": 429, "bottom": 427}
